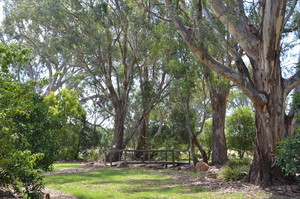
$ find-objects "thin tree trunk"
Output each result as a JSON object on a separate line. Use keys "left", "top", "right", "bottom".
{"left": 183, "top": 100, "right": 200, "bottom": 165}
{"left": 189, "top": 134, "right": 198, "bottom": 165}
{"left": 193, "top": 135, "right": 208, "bottom": 163}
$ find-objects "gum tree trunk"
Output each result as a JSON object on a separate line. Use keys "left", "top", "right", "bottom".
{"left": 248, "top": 67, "right": 288, "bottom": 185}
{"left": 108, "top": 105, "right": 127, "bottom": 162}
{"left": 210, "top": 89, "right": 229, "bottom": 165}
{"left": 135, "top": 115, "right": 149, "bottom": 159}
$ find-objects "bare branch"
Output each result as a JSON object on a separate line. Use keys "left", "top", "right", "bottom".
{"left": 284, "top": 71, "right": 300, "bottom": 97}
{"left": 284, "top": 0, "right": 298, "bottom": 26}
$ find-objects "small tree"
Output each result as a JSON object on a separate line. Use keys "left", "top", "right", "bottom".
{"left": 45, "top": 89, "right": 86, "bottom": 160}
{"left": 226, "top": 106, "right": 255, "bottom": 159}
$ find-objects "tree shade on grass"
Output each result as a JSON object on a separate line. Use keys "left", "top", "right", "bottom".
{"left": 43, "top": 167, "right": 269, "bottom": 199}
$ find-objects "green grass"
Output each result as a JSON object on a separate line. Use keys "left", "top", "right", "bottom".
{"left": 44, "top": 166, "right": 269, "bottom": 199}
{"left": 52, "top": 162, "right": 83, "bottom": 171}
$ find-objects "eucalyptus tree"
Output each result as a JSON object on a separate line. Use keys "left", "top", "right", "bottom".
{"left": 163, "top": 0, "right": 300, "bottom": 185}
{"left": 3, "top": 0, "right": 171, "bottom": 161}
{"left": 166, "top": 36, "right": 210, "bottom": 164}
{"left": 143, "top": 0, "right": 231, "bottom": 165}
{"left": 129, "top": 16, "right": 174, "bottom": 156}
{"left": 203, "top": 67, "right": 231, "bottom": 165}
{"left": 3, "top": 1, "right": 84, "bottom": 96}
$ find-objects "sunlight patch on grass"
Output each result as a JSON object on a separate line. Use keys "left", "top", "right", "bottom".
{"left": 52, "top": 162, "right": 83, "bottom": 171}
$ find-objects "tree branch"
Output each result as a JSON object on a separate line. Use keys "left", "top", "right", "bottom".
{"left": 284, "top": 70, "right": 300, "bottom": 97}
{"left": 284, "top": 0, "right": 298, "bottom": 26}
{"left": 207, "top": 0, "right": 259, "bottom": 59}
{"left": 164, "top": 0, "right": 267, "bottom": 105}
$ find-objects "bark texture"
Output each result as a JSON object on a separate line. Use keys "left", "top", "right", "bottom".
{"left": 135, "top": 116, "right": 149, "bottom": 159}
{"left": 210, "top": 88, "right": 229, "bottom": 165}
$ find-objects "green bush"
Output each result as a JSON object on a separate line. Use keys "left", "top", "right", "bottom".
{"left": 276, "top": 133, "right": 300, "bottom": 176}
{"left": 219, "top": 159, "right": 251, "bottom": 181}
{"left": 226, "top": 106, "right": 255, "bottom": 159}
{"left": 0, "top": 43, "right": 57, "bottom": 198}
{"left": 83, "top": 148, "right": 105, "bottom": 162}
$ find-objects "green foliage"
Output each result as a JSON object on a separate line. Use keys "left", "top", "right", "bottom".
{"left": 0, "top": 43, "right": 32, "bottom": 72}
{"left": 226, "top": 106, "right": 255, "bottom": 159}
{"left": 219, "top": 158, "right": 251, "bottom": 181}
{"left": 149, "top": 123, "right": 186, "bottom": 150}
{"left": 45, "top": 89, "right": 86, "bottom": 160}
{"left": 198, "top": 119, "right": 213, "bottom": 160}
{"left": 227, "top": 88, "right": 251, "bottom": 110}
{"left": 276, "top": 133, "right": 300, "bottom": 176}
{"left": 169, "top": 105, "right": 191, "bottom": 143}
{"left": 276, "top": 92, "right": 300, "bottom": 176}
{"left": 0, "top": 44, "right": 49, "bottom": 198}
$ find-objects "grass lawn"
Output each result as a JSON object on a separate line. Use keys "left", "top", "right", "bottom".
{"left": 43, "top": 164, "right": 270, "bottom": 199}
{"left": 52, "top": 162, "right": 84, "bottom": 171}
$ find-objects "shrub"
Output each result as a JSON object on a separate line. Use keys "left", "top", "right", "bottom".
{"left": 226, "top": 106, "right": 255, "bottom": 159}
{"left": 276, "top": 133, "right": 300, "bottom": 176}
{"left": 219, "top": 159, "right": 251, "bottom": 181}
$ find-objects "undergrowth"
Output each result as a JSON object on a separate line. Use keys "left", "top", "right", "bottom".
{"left": 219, "top": 158, "right": 251, "bottom": 181}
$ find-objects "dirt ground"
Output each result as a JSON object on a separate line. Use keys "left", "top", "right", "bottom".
{"left": 41, "top": 163, "right": 300, "bottom": 199}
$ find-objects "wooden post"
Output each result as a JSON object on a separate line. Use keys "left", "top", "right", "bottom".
{"left": 124, "top": 150, "right": 127, "bottom": 164}
{"left": 172, "top": 150, "right": 175, "bottom": 167}
{"left": 104, "top": 152, "right": 107, "bottom": 167}
{"left": 110, "top": 151, "right": 112, "bottom": 167}
{"left": 143, "top": 151, "right": 145, "bottom": 163}
{"left": 165, "top": 152, "right": 167, "bottom": 168}
{"left": 188, "top": 150, "right": 191, "bottom": 165}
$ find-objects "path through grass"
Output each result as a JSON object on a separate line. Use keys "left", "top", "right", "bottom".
{"left": 44, "top": 165, "right": 269, "bottom": 199}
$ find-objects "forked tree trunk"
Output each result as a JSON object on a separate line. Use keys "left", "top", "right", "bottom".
{"left": 183, "top": 98, "right": 208, "bottom": 164}
{"left": 183, "top": 101, "right": 198, "bottom": 165}
{"left": 135, "top": 115, "right": 149, "bottom": 159}
{"left": 210, "top": 89, "right": 228, "bottom": 165}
